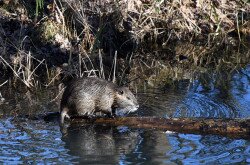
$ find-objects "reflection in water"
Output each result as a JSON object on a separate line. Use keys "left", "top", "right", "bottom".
{"left": 137, "top": 65, "right": 250, "bottom": 119}
{"left": 61, "top": 124, "right": 171, "bottom": 164}
{"left": 0, "top": 66, "right": 250, "bottom": 164}
{"left": 173, "top": 65, "right": 250, "bottom": 119}
{"left": 166, "top": 133, "right": 250, "bottom": 164}
{"left": 61, "top": 124, "right": 140, "bottom": 164}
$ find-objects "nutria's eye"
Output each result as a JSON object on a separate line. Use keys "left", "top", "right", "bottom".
{"left": 127, "top": 97, "right": 131, "bottom": 100}
{"left": 118, "top": 90, "right": 124, "bottom": 95}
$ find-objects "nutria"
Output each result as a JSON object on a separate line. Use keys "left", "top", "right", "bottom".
{"left": 60, "top": 77, "right": 139, "bottom": 124}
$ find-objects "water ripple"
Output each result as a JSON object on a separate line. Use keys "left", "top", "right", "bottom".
{"left": 0, "top": 118, "right": 77, "bottom": 164}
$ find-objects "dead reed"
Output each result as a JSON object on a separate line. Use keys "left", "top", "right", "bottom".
{"left": 0, "top": 0, "right": 249, "bottom": 89}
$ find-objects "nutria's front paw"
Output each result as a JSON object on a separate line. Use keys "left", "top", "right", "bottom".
{"left": 107, "top": 113, "right": 116, "bottom": 118}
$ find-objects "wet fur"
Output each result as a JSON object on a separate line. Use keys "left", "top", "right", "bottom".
{"left": 60, "top": 77, "right": 139, "bottom": 124}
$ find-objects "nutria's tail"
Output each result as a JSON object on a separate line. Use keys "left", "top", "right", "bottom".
{"left": 60, "top": 107, "right": 70, "bottom": 125}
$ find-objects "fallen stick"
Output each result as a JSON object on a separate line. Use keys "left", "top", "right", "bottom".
{"left": 69, "top": 116, "right": 250, "bottom": 139}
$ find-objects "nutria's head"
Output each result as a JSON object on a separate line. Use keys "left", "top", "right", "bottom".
{"left": 115, "top": 87, "right": 139, "bottom": 113}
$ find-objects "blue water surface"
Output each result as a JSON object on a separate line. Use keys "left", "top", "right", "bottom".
{"left": 0, "top": 66, "right": 250, "bottom": 164}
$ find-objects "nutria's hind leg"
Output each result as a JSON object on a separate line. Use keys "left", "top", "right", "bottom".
{"left": 60, "top": 107, "right": 70, "bottom": 125}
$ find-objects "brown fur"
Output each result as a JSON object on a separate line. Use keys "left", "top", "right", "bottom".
{"left": 60, "top": 77, "right": 139, "bottom": 124}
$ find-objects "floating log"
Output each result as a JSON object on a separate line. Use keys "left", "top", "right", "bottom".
{"left": 70, "top": 116, "right": 250, "bottom": 139}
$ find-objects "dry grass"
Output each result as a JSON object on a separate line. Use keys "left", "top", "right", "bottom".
{"left": 0, "top": 0, "right": 249, "bottom": 89}
{"left": 61, "top": 0, "right": 249, "bottom": 47}
{"left": 0, "top": 20, "right": 57, "bottom": 88}
{"left": 129, "top": 0, "right": 248, "bottom": 44}
{"left": 0, "top": 80, "right": 8, "bottom": 88}
{"left": 55, "top": 0, "right": 250, "bottom": 79}
{"left": 0, "top": 51, "right": 45, "bottom": 88}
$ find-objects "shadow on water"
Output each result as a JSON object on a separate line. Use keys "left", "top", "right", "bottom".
{"left": 0, "top": 65, "right": 250, "bottom": 164}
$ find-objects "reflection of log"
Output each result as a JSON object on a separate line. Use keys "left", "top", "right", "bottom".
{"left": 70, "top": 116, "right": 250, "bottom": 139}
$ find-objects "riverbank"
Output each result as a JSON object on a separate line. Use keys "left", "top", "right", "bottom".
{"left": 0, "top": 0, "right": 249, "bottom": 89}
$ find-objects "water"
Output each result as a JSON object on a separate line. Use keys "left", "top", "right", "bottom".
{"left": 0, "top": 66, "right": 250, "bottom": 164}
